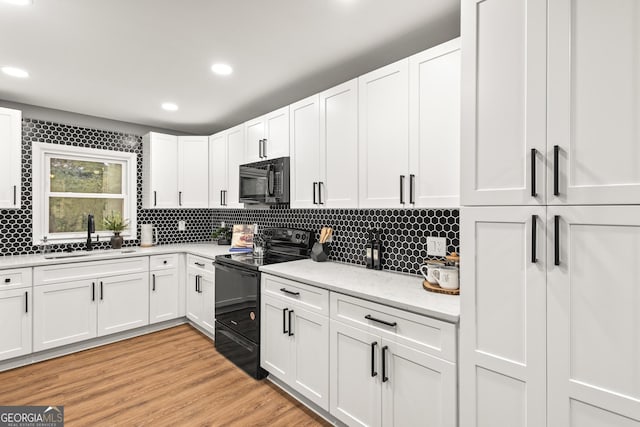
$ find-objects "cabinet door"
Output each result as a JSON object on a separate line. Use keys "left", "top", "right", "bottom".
{"left": 33, "top": 280, "right": 97, "bottom": 352}
{"left": 320, "top": 79, "right": 359, "bottom": 208}
{"left": 146, "top": 132, "right": 179, "bottom": 208}
{"left": 209, "top": 131, "right": 228, "bottom": 208}
{"left": 149, "top": 269, "right": 180, "bottom": 324}
{"left": 226, "top": 124, "right": 245, "bottom": 208}
{"left": 381, "top": 340, "right": 457, "bottom": 427}
{"left": 291, "top": 306, "right": 329, "bottom": 411}
{"left": 460, "top": 0, "right": 546, "bottom": 206}
{"left": 547, "top": 0, "right": 640, "bottom": 205}
{"left": 0, "top": 288, "right": 31, "bottom": 360}
{"left": 200, "top": 271, "right": 215, "bottom": 335}
{"left": 358, "top": 59, "right": 410, "bottom": 208}
{"left": 330, "top": 319, "right": 381, "bottom": 427}
{"left": 0, "top": 107, "right": 21, "bottom": 209}
{"left": 409, "top": 40, "right": 460, "bottom": 208}
{"left": 290, "top": 95, "right": 320, "bottom": 208}
{"left": 460, "top": 206, "right": 547, "bottom": 427}
{"left": 547, "top": 206, "right": 640, "bottom": 426}
{"left": 263, "top": 106, "right": 290, "bottom": 159}
{"left": 178, "top": 136, "right": 209, "bottom": 208}
{"left": 185, "top": 270, "right": 202, "bottom": 324}
{"left": 97, "top": 272, "right": 149, "bottom": 337}
{"left": 244, "top": 117, "right": 264, "bottom": 163}
{"left": 261, "top": 294, "right": 292, "bottom": 380}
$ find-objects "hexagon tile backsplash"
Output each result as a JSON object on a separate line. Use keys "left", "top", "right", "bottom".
{"left": 0, "top": 118, "right": 459, "bottom": 276}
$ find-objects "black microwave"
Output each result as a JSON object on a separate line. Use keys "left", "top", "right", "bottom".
{"left": 239, "top": 157, "right": 290, "bottom": 204}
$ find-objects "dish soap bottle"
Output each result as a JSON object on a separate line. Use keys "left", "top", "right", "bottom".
{"left": 372, "top": 229, "right": 382, "bottom": 270}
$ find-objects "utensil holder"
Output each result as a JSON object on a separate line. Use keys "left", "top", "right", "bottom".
{"left": 311, "top": 242, "right": 331, "bottom": 262}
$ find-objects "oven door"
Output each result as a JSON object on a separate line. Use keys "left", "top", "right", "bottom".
{"left": 214, "top": 262, "right": 259, "bottom": 343}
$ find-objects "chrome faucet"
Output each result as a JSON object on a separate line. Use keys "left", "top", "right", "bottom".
{"left": 86, "top": 214, "right": 99, "bottom": 251}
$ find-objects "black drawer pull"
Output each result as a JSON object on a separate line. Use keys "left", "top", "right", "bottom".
{"left": 92, "top": 282, "right": 95, "bottom": 301}
{"left": 4, "top": 278, "right": 10, "bottom": 283}
{"left": 152, "top": 274, "right": 156, "bottom": 291}
{"left": 531, "top": 215, "right": 537, "bottom": 264}
{"left": 288, "top": 310, "right": 294, "bottom": 336}
{"left": 382, "top": 345, "right": 389, "bottom": 382}
{"left": 163, "top": 260, "right": 167, "bottom": 265}
{"left": 553, "top": 145, "right": 560, "bottom": 196}
{"left": 365, "top": 314, "right": 397, "bottom": 328}
{"left": 25, "top": 291, "right": 28, "bottom": 313}
{"left": 100, "top": 281, "right": 104, "bottom": 300}
{"left": 280, "top": 288, "right": 300, "bottom": 296}
{"left": 554, "top": 215, "right": 560, "bottom": 266}
{"left": 531, "top": 148, "right": 537, "bottom": 197}
{"left": 282, "top": 308, "right": 288, "bottom": 334}
{"left": 194, "top": 262, "right": 205, "bottom": 267}
{"left": 371, "top": 341, "right": 378, "bottom": 377}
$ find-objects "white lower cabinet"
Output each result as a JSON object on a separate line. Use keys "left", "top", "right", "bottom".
{"left": 149, "top": 254, "right": 182, "bottom": 324}
{"left": 33, "top": 257, "right": 149, "bottom": 352}
{"left": 330, "top": 292, "right": 457, "bottom": 427}
{"left": 186, "top": 255, "right": 215, "bottom": 335}
{"left": 0, "top": 268, "right": 33, "bottom": 361}
{"left": 261, "top": 275, "right": 330, "bottom": 410}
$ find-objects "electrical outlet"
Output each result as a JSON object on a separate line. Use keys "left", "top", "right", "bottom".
{"left": 427, "top": 236, "right": 447, "bottom": 257}
{"left": 178, "top": 220, "right": 186, "bottom": 231}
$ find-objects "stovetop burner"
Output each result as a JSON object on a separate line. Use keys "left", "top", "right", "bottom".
{"left": 217, "top": 251, "right": 305, "bottom": 270}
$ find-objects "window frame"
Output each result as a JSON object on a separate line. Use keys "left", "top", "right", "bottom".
{"left": 32, "top": 142, "right": 137, "bottom": 245}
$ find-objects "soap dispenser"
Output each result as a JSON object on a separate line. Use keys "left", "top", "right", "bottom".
{"left": 372, "top": 230, "right": 382, "bottom": 270}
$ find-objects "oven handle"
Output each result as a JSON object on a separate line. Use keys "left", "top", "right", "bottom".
{"left": 217, "top": 327, "right": 254, "bottom": 353}
{"left": 214, "top": 262, "right": 259, "bottom": 279}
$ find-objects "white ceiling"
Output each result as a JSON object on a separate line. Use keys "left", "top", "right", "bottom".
{"left": 0, "top": 0, "right": 460, "bottom": 134}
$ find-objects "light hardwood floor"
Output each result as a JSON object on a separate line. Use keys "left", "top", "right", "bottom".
{"left": 0, "top": 325, "right": 330, "bottom": 426}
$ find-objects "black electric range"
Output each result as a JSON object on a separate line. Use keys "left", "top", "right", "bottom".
{"left": 214, "top": 227, "right": 314, "bottom": 379}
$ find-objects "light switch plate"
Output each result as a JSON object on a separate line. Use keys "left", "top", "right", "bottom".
{"left": 178, "top": 220, "right": 186, "bottom": 231}
{"left": 427, "top": 236, "right": 447, "bottom": 257}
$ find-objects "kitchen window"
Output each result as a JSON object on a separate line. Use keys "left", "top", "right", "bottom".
{"left": 32, "top": 143, "right": 137, "bottom": 244}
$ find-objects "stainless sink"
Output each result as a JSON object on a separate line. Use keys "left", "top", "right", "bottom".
{"left": 44, "top": 252, "right": 94, "bottom": 260}
{"left": 44, "top": 248, "right": 139, "bottom": 260}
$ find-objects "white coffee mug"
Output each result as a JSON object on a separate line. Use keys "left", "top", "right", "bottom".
{"left": 432, "top": 267, "right": 459, "bottom": 290}
{"left": 420, "top": 264, "right": 439, "bottom": 283}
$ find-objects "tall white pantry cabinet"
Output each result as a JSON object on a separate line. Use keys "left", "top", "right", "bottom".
{"left": 460, "top": 1, "right": 640, "bottom": 426}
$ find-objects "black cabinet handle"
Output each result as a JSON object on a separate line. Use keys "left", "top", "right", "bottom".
{"left": 13, "top": 185, "right": 17, "bottom": 205}
{"left": 220, "top": 190, "right": 223, "bottom": 207}
{"left": 194, "top": 275, "right": 198, "bottom": 292}
{"left": 382, "top": 345, "right": 389, "bottom": 382}
{"left": 152, "top": 274, "right": 156, "bottom": 291}
{"left": 318, "top": 182, "right": 324, "bottom": 205}
{"left": 531, "top": 148, "right": 537, "bottom": 197}
{"left": 195, "top": 262, "right": 205, "bottom": 267}
{"left": 282, "top": 308, "right": 288, "bottom": 334}
{"left": 280, "top": 287, "right": 300, "bottom": 296}
{"left": 263, "top": 138, "right": 268, "bottom": 158}
{"left": 163, "top": 260, "right": 167, "bottom": 265}
{"left": 100, "top": 282, "right": 103, "bottom": 301}
{"left": 179, "top": 191, "right": 182, "bottom": 206}
{"left": 258, "top": 139, "right": 263, "bottom": 158}
{"left": 365, "top": 314, "right": 397, "bottom": 328}
{"left": 288, "top": 310, "right": 294, "bottom": 336}
{"left": 153, "top": 190, "right": 157, "bottom": 207}
{"left": 399, "top": 175, "right": 405, "bottom": 204}
{"left": 370, "top": 342, "right": 378, "bottom": 377}
{"left": 223, "top": 190, "right": 227, "bottom": 206}
{"left": 409, "top": 174, "right": 415, "bottom": 204}
{"left": 553, "top": 145, "right": 560, "bottom": 196}
{"left": 313, "top": 182, "right": 317, "bottom": 205}
{"left": 554, "top": 215, "right": 560, "bottom": 266}
{"left": 25, "top": 291, "right": 28, "bottom": 313}
{"left": 531, "top": 215, "right": 538, "bottom": 264}
{"left": 92, "top": 282, "right": 95, "bottom": 301}
{"left": 4, "top": 278, "right": 10, "bottom": 283}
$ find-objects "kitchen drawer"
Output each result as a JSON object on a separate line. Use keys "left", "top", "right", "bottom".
{"left": 330, "top": 292, "right": 456, "bottom": 362}
{"left": 150, "top": 253, "right": 179, "bottom": 270}
{"left": 34, "top": 257, "right": 148, "bottom": 286}
{"left": 187, "top": 255, "right": 215, "bottom": 273}
{"left": 262, "top": 274, "right": 329, "bottom": 315}
{"left": 0, "top": 268, "right": 32, "bottom": 291}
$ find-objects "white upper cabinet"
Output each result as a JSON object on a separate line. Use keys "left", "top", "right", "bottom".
{"left": 0, "top": 107, "right": 22, "bottom": 209}
{"left": 460, "top": 0, "right": 547, "bottom": 206}
{"left": 244, "top": 106, "right": 289, "bottom": 163}
{"left": 209, "top": 124, "right": 245, "bottom": 209}
{"left": 320, "top": 79, "right": 359, "bottom": 208}
{"left": 409, "top": 39, "right": 461, "bottom": 208}
{"left": 290, "top": 95, "right": 321, "bottom": 208}
{"left": 358, "top": 59, "right": 410, "bottom": 208}
{"left": 177, "top": 136, "right": 209, "bottom": 208}
{"left": 143, "top": 132, "right": 179, "bottom": 208}
{"left": 547, "top": 0, "right": 640, "bottom": 205}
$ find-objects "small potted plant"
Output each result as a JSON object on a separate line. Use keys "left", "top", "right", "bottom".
{"left": 211, "top": 225, "right": 232, "bottom": 245}
{"left": 103, "top": 212, "right": 130, "bottom": 249}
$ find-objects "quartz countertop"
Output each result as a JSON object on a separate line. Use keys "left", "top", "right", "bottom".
{"left": 260, "top": 260, "right": 460, "bottom": 323}
{"left": 0, "top": 243, "right": 230, "bottom": 270}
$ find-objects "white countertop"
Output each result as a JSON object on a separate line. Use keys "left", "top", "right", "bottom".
{"left": 260, "top": 260, "right": 460, "bottom": 323}
{"left": 0, "top": 243, "right": 230, "bottom": 270}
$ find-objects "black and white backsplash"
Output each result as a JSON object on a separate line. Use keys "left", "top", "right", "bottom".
{"left": 0, "top": 118, "right": 459, "bottom": 276}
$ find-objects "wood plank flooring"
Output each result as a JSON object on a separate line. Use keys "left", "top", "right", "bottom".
{"left": 0, "top": 325, "right": 330, "bottom": 426}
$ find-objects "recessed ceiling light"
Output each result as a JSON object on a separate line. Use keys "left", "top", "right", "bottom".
{"left": 1, "top": 66, "right": 29, "bottom": 78}
{"left": 2, "top": 0, "right": 33, "bottom": 5}
{"left": 211, "top": 63, "right": 233, "bottom": 76}
{"left": 161, "top": 102, "right": 178, "bottom": 111}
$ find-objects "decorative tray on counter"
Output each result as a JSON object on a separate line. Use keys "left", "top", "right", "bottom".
{"left": 422, "top": 280, "right": 460, "bottom": 296}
